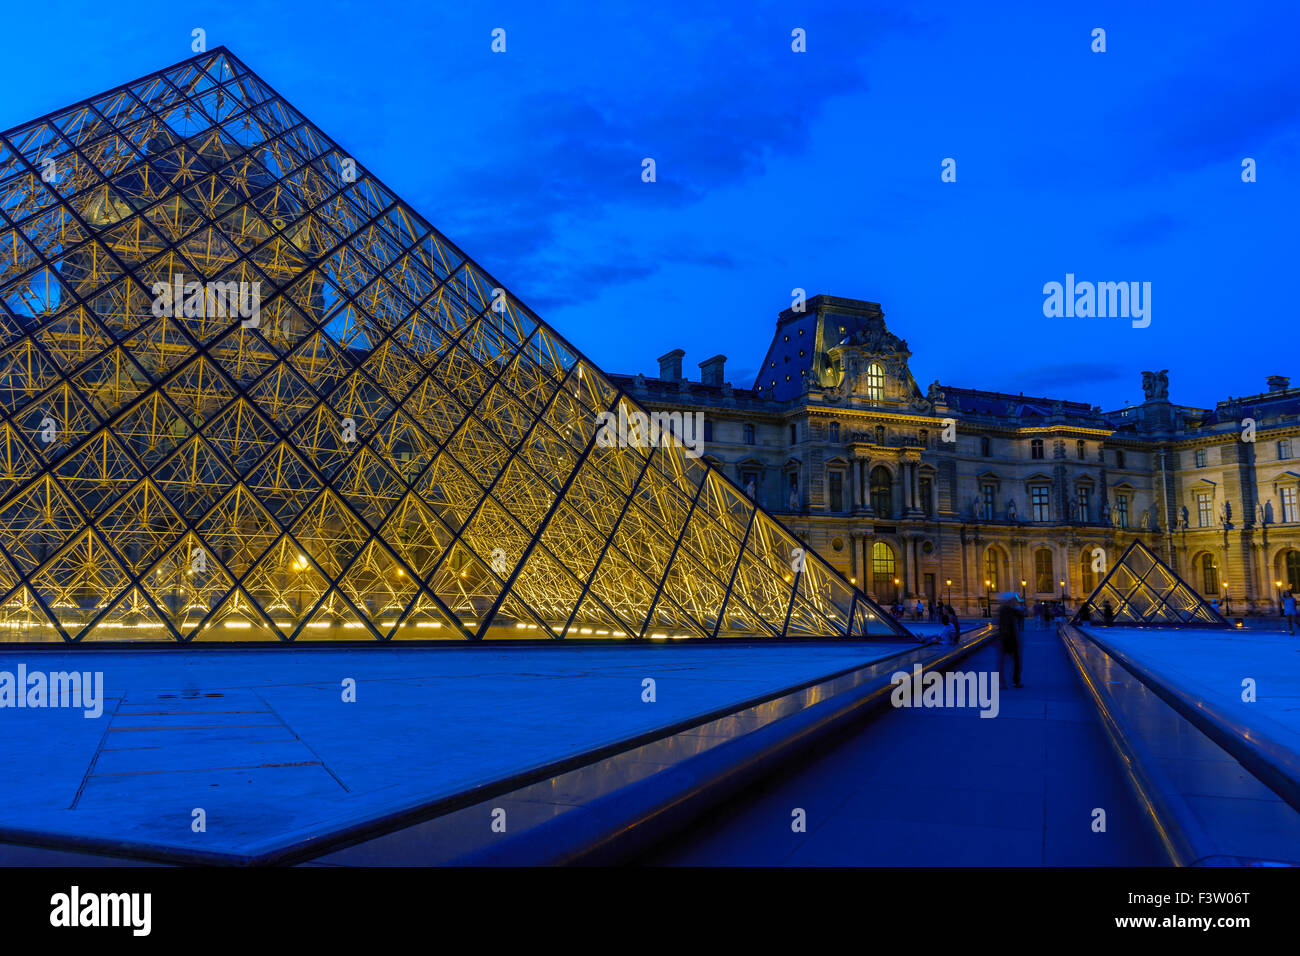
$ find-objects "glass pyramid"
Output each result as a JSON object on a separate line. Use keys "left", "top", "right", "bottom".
{"left": 1075, "top": 540, "right": 1228, "bottom": 627}
{"left": 0, "top": 48, "right": 907, "bottom": 643}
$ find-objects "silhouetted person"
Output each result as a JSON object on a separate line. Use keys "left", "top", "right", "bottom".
{"left": 1102, "top": 600, "right": 1115, "bottom": 626}
{"left": 996, "top": 592, "right": 1023, "bottom": 689}
{"left": 1283, "top": 591, "right": 1297, "bottom": 636}
{"left": 1078, "top": 604, "right": 1092, "bottom": 624}
{"left": 946, "top": 604, "right": 961, "bottom": 641}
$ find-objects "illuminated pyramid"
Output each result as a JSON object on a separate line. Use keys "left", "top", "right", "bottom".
{"left": 1075, "top": 540, "right": 1228, "bottom": 627}
{"left": 0, "top": 48, "right": 906, "bottom": 642}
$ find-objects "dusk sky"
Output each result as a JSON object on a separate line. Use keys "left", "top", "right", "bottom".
{"left": 2, "top": 0, "right": 1295, "bottom": 411}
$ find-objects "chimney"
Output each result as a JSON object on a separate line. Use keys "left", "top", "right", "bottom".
{"left": 657, "top": 349, "right": 684, "bottom": 381}
{"left": 698, "top": 354, "right": 727, "bottom": 387}
{"left": 1267, "top": 375, "right": 1291, "bottom": 392}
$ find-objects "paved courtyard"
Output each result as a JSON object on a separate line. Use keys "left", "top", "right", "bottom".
{"left": 0, "top": 641, "right": 913, "bottom": 859}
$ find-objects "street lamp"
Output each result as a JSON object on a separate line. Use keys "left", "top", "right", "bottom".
{"left": 984, "top": 579, "right": 992, "bottom": 618}
{"left": 1278, "top": 580, "right": 1285, "bottom": 614}
{"left": 945, "top": 578, "right": 952, "bottom": 604}
{"left": 1020, "top": 579, "right": 1027, "bottom": 601}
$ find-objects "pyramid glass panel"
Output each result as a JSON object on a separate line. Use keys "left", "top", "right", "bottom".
{"left": 1074, "top": 540, "right": 1230, "bottom": 628}
{"left": 0, "top": 48, "right": 909, "bottom": 642}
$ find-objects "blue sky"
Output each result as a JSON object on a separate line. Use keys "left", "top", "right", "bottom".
{"left": 2, "top": 0, "right": 1295, "bottom": 410}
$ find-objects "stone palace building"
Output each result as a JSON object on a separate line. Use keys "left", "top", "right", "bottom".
{"left": 608, "top": 295, "right": 1300, "bottom": 617}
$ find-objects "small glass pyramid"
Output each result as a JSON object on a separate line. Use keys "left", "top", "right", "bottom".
{"left": 1074, "top": 540, "right": 1229, "bottom": 627}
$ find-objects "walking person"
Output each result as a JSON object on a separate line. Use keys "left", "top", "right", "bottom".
{"left": 1283, "top": 591, "right": 1298, "bottom": 636}
{"left": 996, "top": 592, "right": 1023, "bottom": 689}
{"left": 1102, "top": 599, "right": 1115, "bottom": 626}
{"left": 946, "top": 603, "right": 961, "bottom": 642}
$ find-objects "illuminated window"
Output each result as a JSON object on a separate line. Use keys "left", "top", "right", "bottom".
{"left": 1280, "top": 439, "right": 1293, "bottom": 459}
{"left": 1194, "top": 448, "right": 1206, "bottom": 468}
{"left": 984, "top": 549, "right": 1000, "bottom": 591}
{"left": 865, "top": 363, "right": 884, "bottom": 401}
{"left": 1197, "top": 493, "right": 1213, "bottom": 527}
{"left": 1200, "top": 553, "right": 1218, "bottom": 594}
{"left": 1080, "top": 552, "right": 1095, "bottom": 594}
{"left": 1282, "top": 487, "right": 1297, "bottom": 523}
{"left": 1034, "top": 548, "right": 1053, "bottom": 593}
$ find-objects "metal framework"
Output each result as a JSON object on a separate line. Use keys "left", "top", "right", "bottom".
{"left": 1075, "top": 540, "right": 1228, "bottom": 627}
{"left": 0, "top": 48, "right": 907, "bottom": 642}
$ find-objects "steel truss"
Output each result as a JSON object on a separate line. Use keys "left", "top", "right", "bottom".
{"left": 0, "top": 47, "right": 907, "bottom": 642}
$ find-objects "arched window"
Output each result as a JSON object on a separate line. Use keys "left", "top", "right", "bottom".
{"left": 1199, "top": 553, "right": 1219, "bottom": 595}
{"left": 1080, "top": 550, "right": 1096, "bottom": 594}
{"left": 869, "top": 466, "right": 893, "bottom": 517}
{"left": 984, "top": 548, "right": 1000, "bottom": 592}
{"left": 1034, "top": 548, "right": 1054, "bottom": 593}
{"left": 872, "top": 542, "right": 897, "bottom": 600}
{"left": 743, "top": 423, "right": 755, "bottom": 445}
{"left": 1284, "top": 549, "right": 1300, "bottom": 593}
{"left": 1031, "top": 438, "right": 1044, "bottom": 460}
{"left": 865, "top": 363, "right": 885, "bottom": 401}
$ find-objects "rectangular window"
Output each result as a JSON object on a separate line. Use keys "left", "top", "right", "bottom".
{"left": 1031, "top": 485, "right": 1050, "bottom": 522}
{"left": 981, "top": 484, "right": 995, "bottom": 520}
{"left": 1195, "top": 448, "right": 1206, "bottom": 468}
{"left": 1076, "top": 487, "right": 1090, "bottom": 523}
{"left": 1283, "top": 487, "right": 1298, "bottom": 523}
{"left": 919, "top": 477, "right": 933, "bottom": 516}
{"left": 829, "top": 472, "right": 844, "bottom": 512}
{"left": 1116, "top": 450, "right": 1126, "bottom": 469}
{"left": 1280, "top": 439, "right": 1294, "bottom": 459}
{"left": 1197, "top": 493, "right": 1213, "bottom": 527}
{"left": 1116, "top": 494, "right": 1129, "bottom": 528}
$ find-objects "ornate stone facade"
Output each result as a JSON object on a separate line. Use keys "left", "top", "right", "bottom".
{"left": 609, "top": 295, "right": 1300, "bottom": 617}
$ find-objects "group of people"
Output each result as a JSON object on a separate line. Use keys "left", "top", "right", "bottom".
{"left": 887, "top": 599, "right": 963, "bottom": 645}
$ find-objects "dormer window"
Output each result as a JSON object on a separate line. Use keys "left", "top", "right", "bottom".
{"left": 865, "top": 363, "right": 884, "bottom": 401}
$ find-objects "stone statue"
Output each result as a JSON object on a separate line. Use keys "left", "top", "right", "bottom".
{"left": 971, "top": 495, "right": 982, "bottom": 518}
{"left": 744, "top": 478, "right": 756, "bottom": 499}
{"left": 1257, "top": 502, "right": 1267, "bottom": 526}
{"left": 789, "top": 485, "right": 799, "bottom": 510}
{"left": 1068, "top": 499, "right": 1079, "bottom": 522}
{"left": 1219, "top": 500, "right": 1232, "bottom": 526}
{"left": 1180, "top": 505, "right": 1189, "bottom": 530}
{"left": 1141, "top": 370, "right": 1169, "bottom": 401}
{"left": 1100, "top": 500, "right": 1111, "bottom": 524}
{"left": 927, "top": 380, "right": 944, "bottom": 404}
{"left": 1006, "top": 498, "right": 1017, "bottom": 521}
